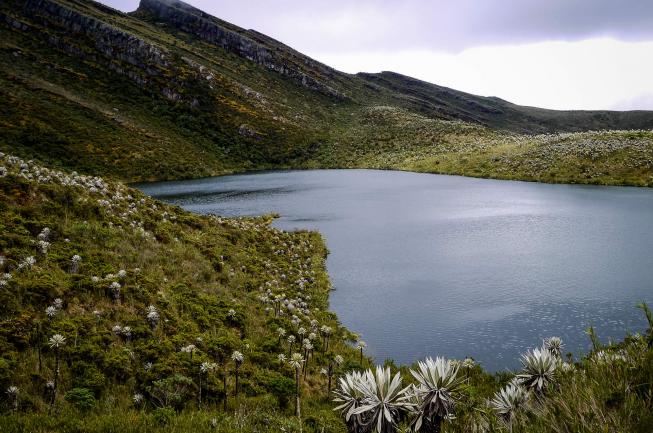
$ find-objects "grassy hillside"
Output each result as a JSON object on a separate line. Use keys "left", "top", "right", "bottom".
{"left": 360, "top": 72, "right": 653, "bottom": 133}
{"left": 317, "top": 106, "right": 653, "bottom": 186}
{"left": 0, "top": 152, "right": 362, "bottom": 431}
{"left": 0, "top": 0, "right": 652, "bottom": 186}
{"left": 1, "top": 152, "right": 652, "bottom": 432}
{"left": 0, "top": 0, "right": 362, "bottom": 180}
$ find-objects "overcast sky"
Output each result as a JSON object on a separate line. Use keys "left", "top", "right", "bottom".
{"left": 101, "top": 0, "right": 653, "bottom": 110}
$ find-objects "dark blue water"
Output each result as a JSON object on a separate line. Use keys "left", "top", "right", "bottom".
{"left": 137, "top": 170, "right": 653, "bottom": 371}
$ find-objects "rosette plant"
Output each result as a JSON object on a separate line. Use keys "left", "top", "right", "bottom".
{"left": 231, "top": 351, "right": 244, "bottom": 398}
{"left": 490, "top": 382, "right": 529, "bottom": 431}
{"left": 333, "top": 371, "right": 368, "bottom": 433}
{"left": 351, "top": 366, "right": 414, "bottom": 433}
{"left": 409, "top": 357, "right": 466, "bottom": 433}
{"left": 517, "top": 347, "right": 557, "bottom": 395}
{"left": 289, "top": 353, "right": 305, "bottom": 417}
{"left": 48, "top": 334, "right": 66, "bottom": 404}
{"left": 544, "top": 337, "right": 564, "bottom": 358}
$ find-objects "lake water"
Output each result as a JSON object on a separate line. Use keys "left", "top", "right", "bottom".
{"left": 137, "top": 170, "right": 653, "bottom": 371}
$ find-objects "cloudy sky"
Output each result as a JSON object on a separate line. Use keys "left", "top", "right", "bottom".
{"left": 102, "top": 0, "right": 653, "bottom": 110}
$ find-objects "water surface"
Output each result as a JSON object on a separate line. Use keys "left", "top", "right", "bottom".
{"left": 137, "top": 170, "right": 653, "bottom": 371}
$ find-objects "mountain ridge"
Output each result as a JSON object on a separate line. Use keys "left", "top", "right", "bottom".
{"left": 357, "top": 71, "right": 653, "bottom": 133}
{"left": 1, "top": 0, "right": 652, "bottom": 185}
{"left": 132, "top": 0, "right": 350, "bottom": 100}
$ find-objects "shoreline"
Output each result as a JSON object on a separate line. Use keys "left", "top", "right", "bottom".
{"left": 131, "top": 164, "right": 653, "bottom": 190}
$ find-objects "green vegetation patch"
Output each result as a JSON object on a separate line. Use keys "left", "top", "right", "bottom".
{"left": 0, "top": 152, "right": 360, "bottom": 432}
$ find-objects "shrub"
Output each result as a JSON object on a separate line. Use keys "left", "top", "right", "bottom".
{"left": 266, "top": 375, "right": 294, "bottom": 409}
{"left": 71, "top": 362, "right": 106, "bottom": 395}
{"left": 152, "top": 407, "right": 175, "bottom": 426}
{"left": 148, "top": 375, "right": 194, "bottom": 410}
{"left": 64, "top": 388, "right": 96, "bottom": 411}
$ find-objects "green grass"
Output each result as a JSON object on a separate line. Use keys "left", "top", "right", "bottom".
{"left": 0, "top": 153, "right": 361, "bottom": 432}
{"left": 315, "top": 106, "right": 653, "bottom": 187}
{"left": 1, "top": 153, "right": 652, "bottom": 433}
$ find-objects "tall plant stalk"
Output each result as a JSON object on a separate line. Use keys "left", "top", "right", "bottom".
{"left": 289, "top": 353, "right": 305, "bottom": 418}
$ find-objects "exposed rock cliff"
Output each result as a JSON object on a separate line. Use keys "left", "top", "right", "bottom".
{"left": 12, "top": 0, "right": 210, "bottom": 106}
{"left": 135, "top": 0, "right": 348, "bottom": 100}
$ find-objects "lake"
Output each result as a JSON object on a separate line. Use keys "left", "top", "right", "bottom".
{"left": 137, "top": 170, "right": 653, "bottom": 371}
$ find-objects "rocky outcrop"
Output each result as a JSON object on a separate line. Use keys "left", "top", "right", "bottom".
{"left": 136, "top": 0, "right": 347, "bottom": 100}
{"left": 7, "top": 0, "right": 204, "bottom": 106}
{"left": 238, "top": 124, "right": 263, "bottom": 140}
{"left": 4, "top": 0, "right": 346, "bottom": 105}
{"left": 25, "top": 0, "right": 168, "bottom": 72}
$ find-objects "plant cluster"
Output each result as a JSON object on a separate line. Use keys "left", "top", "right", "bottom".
{"left": 333, "top": 325, "right": 653, "bottom": 433}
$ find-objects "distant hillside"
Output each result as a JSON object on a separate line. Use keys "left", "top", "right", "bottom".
{"left": 359, "top": 71, "right": 653, "bottom": 133}
{"left": 0, "top": 0, "right": 652, "bottom": 185}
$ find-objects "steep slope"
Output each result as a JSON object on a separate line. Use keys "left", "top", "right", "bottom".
{"left": 0, "top": 0, "right": 364, "bottom": 180}
{"left": 0, "top": 0, "right": 652, "bottom": 185}
{"left": 133, "top": 0, "right": 353, "bottom": 100}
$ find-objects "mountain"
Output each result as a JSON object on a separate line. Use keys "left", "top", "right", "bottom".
{"left": 1, "top": 0, "right": 652, "bottom": 185}
{"left": 358, "top": 71, "right": 653, "bottom": 133}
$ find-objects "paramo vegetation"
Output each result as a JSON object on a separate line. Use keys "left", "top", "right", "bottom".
{"left": 1, "top": 153, "right": 652, "bottom": 433}
{"left": 332, "top": 330, "right": 653, "bottom": 433}
{"left": 2, "top": 0, "right": 653, "bottom": 188}
{"left": 318, "top": 106, "right": 653, "bottom": 187}
{"left": 0, "top": 152, "right": 361, "bottom": 431}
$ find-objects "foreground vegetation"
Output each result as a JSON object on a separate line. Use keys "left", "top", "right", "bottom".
{"left": 331, "top": 329, "right": 653, "bottom": 433}
{"left": 1, "top": 154, "right": 652, "bottom": 433}
{"left": 0, "top": 152, "right": 361, "bottom": 431}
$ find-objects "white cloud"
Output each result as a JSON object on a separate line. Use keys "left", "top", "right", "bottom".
{"left": 611, "top": 93, "right": 653, "bottom": 111}
{"left": 100, "top": 0, "right": 653, "bottom": 53}
{"left": 309, "top": 38, "right": 653, "bottom": 110}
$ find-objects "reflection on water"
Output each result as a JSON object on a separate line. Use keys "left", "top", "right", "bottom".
{"left": 137, "top": 170, "right": 653, "bottom": 371}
